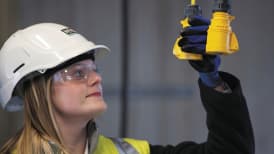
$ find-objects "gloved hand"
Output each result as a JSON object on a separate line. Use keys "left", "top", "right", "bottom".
{"left": 178, "top": 16, "right": 222, "bottom": 87}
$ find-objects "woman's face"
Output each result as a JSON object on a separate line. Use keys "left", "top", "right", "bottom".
{"left": 51, "top": 59, "right": 107, "bottom": 121}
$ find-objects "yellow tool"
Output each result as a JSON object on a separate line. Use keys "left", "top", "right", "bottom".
{"left": 173, "top": 0, "right": 202, "bottom": 60}
{"left": 206, "top": 0, "right": 239, "bottom": 54}
{"left": 173, "top": 0, "right": 239, "bottom": 60}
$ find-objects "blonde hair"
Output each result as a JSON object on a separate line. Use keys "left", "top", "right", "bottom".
{"left": 0, "top": 75, "right": 68, "bottom": 154}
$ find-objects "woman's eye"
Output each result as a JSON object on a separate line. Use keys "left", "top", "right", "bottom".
{"left": 72, "top": 70, "right": 86, "bottom": 79}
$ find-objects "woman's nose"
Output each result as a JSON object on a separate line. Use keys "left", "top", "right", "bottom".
{"left": 87, "top": 71, "right": 102, "bottom": 86}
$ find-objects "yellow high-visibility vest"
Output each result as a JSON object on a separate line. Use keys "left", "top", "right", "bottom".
{"left": 11, "top": 135, "right": 150, "bottom": 154}
{"left": 93, "top": 135, "right": 150, "bottom": 154}
{"left": 12, "top": 122, "right": 150, "bottom": 153}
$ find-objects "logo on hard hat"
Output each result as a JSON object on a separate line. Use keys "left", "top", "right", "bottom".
{"left": 61, "top": 28, "right": 77, "bottom": 35}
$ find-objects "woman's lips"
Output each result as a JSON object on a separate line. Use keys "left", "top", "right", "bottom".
{"left": 86, "top": 92, "right": 102, "bottom": 97}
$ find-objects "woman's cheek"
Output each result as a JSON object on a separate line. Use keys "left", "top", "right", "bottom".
{"left": 52, "top": 86, "right": 86, "bottom": 110}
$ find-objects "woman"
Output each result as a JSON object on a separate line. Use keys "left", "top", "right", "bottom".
{"left": 0, "top": 17, "right": 254, "bottom": 154}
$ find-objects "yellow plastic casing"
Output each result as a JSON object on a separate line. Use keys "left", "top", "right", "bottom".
{"left": 173, "top": 18, "right": 203, "bottom": 60}
{"left": 206, "top": 12, "right": 239, "bottom": 54}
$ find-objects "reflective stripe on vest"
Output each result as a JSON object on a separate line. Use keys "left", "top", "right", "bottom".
{"left": 110, "top": 138, "right": 138, "bottom": 154}
{"left": 92, "top": 135, "right": 150, "bottom": 154}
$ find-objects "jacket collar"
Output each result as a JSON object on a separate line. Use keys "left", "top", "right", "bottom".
{"left": 87, "top": 121, "right": 99, "bottom": 153}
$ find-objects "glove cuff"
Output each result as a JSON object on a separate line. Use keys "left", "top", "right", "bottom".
{"left": 199, "top": 71, "right": 222, "bottom": 87}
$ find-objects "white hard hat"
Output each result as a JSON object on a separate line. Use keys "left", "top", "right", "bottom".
{"left": 0, "top": 23, "right": 110, "bottom": 111}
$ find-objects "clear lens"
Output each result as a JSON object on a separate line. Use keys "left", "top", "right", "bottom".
{"left": 53, "top": 62, "right": 98, "bottom": 83}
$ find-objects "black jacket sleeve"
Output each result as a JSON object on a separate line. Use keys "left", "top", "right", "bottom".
{"left": 149, "top": 72, "right": 255, "bottom": 154}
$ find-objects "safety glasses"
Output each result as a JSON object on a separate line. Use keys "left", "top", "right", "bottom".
{"left": 52, "top": 61, "right": 98, "bottom": 83}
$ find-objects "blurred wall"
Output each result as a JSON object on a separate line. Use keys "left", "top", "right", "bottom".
{"left": 0, "top": 0, "right": 22, "bottom": 147}
{"left": 0, "top": 0, "right": 274, "bottom": 154}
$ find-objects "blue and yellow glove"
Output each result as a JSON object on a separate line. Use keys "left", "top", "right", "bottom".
{"left": 178, "top": 16, "right": 222, "bottom": 87}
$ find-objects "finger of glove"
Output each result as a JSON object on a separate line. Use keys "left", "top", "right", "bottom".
{"left": 189, "top": 55, "right": 220, "bottom": 72}
{"left": 188, "top": 16, "right": 210, "bottom": 26}
{"left": 180, "top": 44, "right": 205, "bottom": 54}
{"left": 180, "top": 35, "right": 206, "bottom": 44}
{"left": 178, "top": 34, "right": 206, "bottom": 54}
{"left": 181, "top": 25, "right": 208, "bottom": 36}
